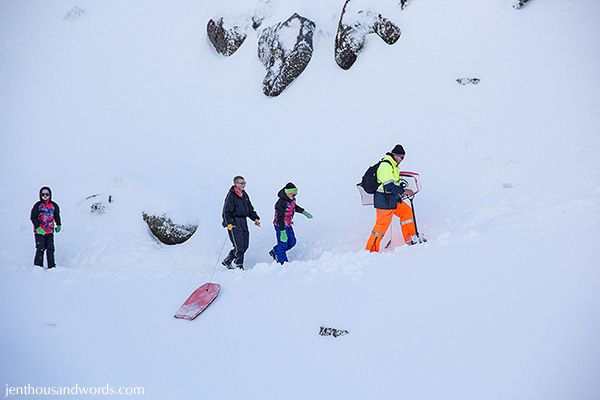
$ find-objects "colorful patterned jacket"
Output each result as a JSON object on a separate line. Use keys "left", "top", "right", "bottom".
{"left": 273, "top": 188, "right": 305, "bottom": 230}
{"left": 30, "top": 187, "right": 61, "bottom": 234}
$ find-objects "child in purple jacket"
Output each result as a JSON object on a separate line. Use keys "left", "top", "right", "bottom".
{"left": 269, "top": 182, "right": 312, "bottom": 264}
{"left": 30, "top": 186, "right": 61, "bottom": 269}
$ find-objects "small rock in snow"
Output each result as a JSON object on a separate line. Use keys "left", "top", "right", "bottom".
{"left": 319, "top": 326, "right": 350, "bottom": 337}
{"left": 456, "top": 78, "right": 480, "bottom": 85}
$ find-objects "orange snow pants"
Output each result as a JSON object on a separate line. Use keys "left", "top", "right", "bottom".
{"left": 366, "top": 201, "right": 416, "bottom": 252}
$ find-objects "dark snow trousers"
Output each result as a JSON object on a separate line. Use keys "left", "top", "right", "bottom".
{"left": 225, "top": 218, "right": 249, "bottom": 267}
{"left": 34, "top": 233, "right": 55, "bottom": 268}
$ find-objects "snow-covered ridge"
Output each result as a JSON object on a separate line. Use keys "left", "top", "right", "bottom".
{"left": 1, "top": 0, "right": 599, "bottom": 399}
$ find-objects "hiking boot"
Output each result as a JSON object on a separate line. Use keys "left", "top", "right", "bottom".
{"left": 407, "top": 234, "right": 427, "bottom": 245}
{"left": 222, "top": 258, "right": 234, "bottom": 269}
{"left": 235, "top": 263, "right": 244, "bottom": 270}
{"left": 268, "top": 250, "right": 277, "bottom": 262}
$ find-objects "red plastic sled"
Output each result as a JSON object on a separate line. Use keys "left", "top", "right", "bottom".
{"left": 174, "top": 283, "right": 221, "bottom": 320}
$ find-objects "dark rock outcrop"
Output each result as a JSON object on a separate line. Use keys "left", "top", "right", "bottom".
{"left": 374, "top": 16, "right": 402, "bottom": 45}
{"left": 142, "top": 212, "right": 198, "bottom": 245}
{"left": 207, "top": 17, "right": 247, "bottom": 56}
{"left": 258, "top": 13, "right": 316, "bottom": 97}
{"left": 335, "top": 0, "right": 401, "bottom": 70}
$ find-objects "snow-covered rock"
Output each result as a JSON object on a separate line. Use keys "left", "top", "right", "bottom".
{"left": 142, "top": 212, "right": 198, "bottom": 245}
{"left": 2, "top": 1, "right": 599, "bottom": 398}
{"left": 335, "top": 0, "right": 401, "bottom": 70}
{"left": 80, "top": 193, "right": 113, "bottom": 215}
{"left": 207, "top": 0, "right": 271, "bottom": 56}
{"left": 456, "top": 77, "right": 480, "bottom": 85}
{"left": 319, "top": 326, "right": 350, "bottom": 337}
{"left": 64, "top": 6, "right": 85, "bottom": 22}
{"left": 207, "top": 17, "right": 248, "bottom": 56}
{"left": 513, "top": 0, "right": 531, "bottom": 9}
{"left": 258, "top": 13, "right": 315, "bottom": 96}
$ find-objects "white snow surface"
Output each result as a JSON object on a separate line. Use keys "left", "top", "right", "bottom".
{"left": 1, "top": 0, "right": 600, "bottom": 399}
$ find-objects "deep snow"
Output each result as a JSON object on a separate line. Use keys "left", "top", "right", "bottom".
{"left": 1, "top": 0, "right": 599, "bottom": 399}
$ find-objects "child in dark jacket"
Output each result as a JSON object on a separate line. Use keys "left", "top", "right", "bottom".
{"left": 30, "top": 186, "right": 61, "bottom": 269}
{"left": 269, "top": 182, "right": 312, "bottom": 264}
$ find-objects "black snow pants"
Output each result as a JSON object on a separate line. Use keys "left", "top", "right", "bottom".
{"left": 34, "top": 233, "right": 55, "bottom": 268}
{"left": 224, "top": 217, "right": 250, "bottom": 268}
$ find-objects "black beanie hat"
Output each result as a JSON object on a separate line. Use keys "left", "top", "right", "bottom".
{"left": 391, "top": 144, "right": 405, "bottom": 155}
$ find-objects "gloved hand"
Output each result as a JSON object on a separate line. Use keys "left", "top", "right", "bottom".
{"left": 35, "top": 227, "right": 45, "bottom": 235}
{"left": 302, "top": 210, "right": 313, "bottom": 219}
{"left": 227, "top": 224, "right": 233, "bottom": 231}
{"left": 280, "top": 230, "right": 288, "bottom": 243}
{"left": 254, "top": 220, "right": 261, "bottom": 227}
{"left": 55, "top": 225, "right": 61, "bottom": 233}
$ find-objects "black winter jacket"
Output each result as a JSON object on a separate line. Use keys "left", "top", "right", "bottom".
{"left": 222, "top": 187, "right": 260, "bottom": 228}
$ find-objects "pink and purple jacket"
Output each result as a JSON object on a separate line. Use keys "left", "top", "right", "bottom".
{"left": 273, "top": 188, "right": 304, "bottom": 230}
{"left": 30, "top": 187, "right": 61, "bottom": 234}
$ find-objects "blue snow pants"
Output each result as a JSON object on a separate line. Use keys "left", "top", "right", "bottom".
{"left": 273, "top": 225, "right": 296, "bottom": 264}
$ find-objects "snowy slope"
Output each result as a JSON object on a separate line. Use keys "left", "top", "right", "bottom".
{"left": 1, "top": 0, "right": 599, "bottom": 399}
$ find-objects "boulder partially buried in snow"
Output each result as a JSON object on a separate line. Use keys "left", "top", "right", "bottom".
{"left": 142, "top": 212, "right": 198, "bottom": 245}
{"left": 258, "top": 13, "right": 316, "bottom": 97}
{"left": 335, "top": 0, "right": 401, "bottom": 70}
{"left": 207, "top": 3, "right": 270, "bottom": 57}
{"left": 207, "top": 17, "right": 248, "bottom": 56}
{"left": 512, "top": 0, "right": 531, "bottom": 9}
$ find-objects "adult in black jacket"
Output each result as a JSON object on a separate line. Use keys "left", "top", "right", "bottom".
{"left": 30, "top": 186, "right": 62, "bottom": 269}
{"left": 221, "top": 176, "right": 260, "bottom": 270}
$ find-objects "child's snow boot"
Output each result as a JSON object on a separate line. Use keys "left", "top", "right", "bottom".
{"left": 268, "top": 249, "right": 277, "bottom": 262}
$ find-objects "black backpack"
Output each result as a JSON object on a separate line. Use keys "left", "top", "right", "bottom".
{"left": 359, "top": 160, "right": 392, "bottom": 194}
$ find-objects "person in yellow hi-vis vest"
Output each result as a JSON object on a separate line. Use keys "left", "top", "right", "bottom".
{"left": 366, "top": 144, "right": 417, "bottom": 252}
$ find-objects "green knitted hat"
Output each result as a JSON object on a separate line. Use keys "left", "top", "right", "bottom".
{"left": 284, "top": 182, "right": 298, "bottom": 195}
